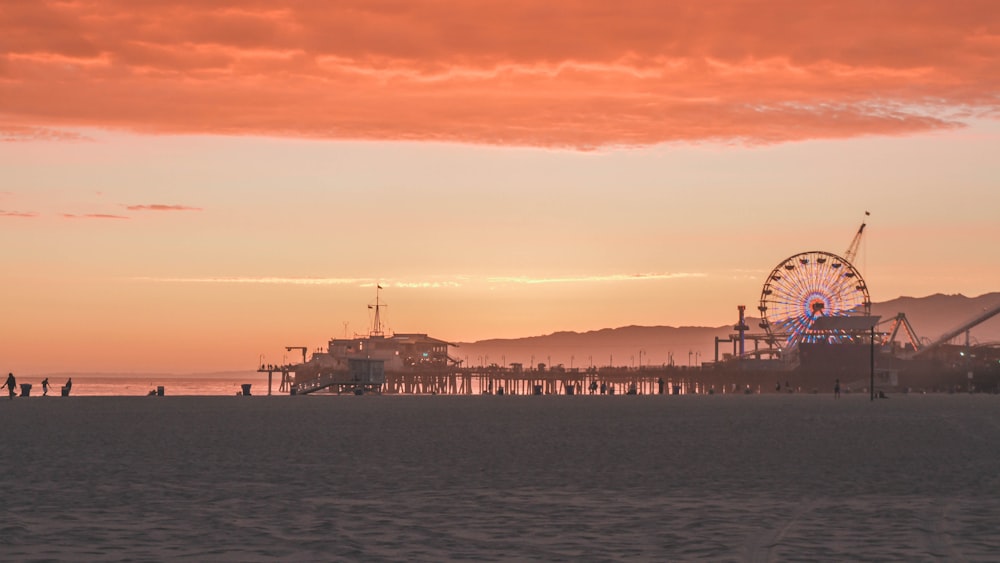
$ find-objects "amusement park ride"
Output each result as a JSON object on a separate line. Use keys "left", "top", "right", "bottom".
{"left": 718, "top": 213, "right": 874, "bottom": 364}
{"left": 719, "top": 213, "right": 1000, "bottom": 383}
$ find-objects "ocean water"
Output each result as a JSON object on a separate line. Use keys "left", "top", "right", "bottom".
{"left": 12, "top": 374, "right": 267, "bottom": 397}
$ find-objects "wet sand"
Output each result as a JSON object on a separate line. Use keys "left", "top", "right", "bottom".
{"left": 1, "top": 393, "right": 998, "bottom": 561}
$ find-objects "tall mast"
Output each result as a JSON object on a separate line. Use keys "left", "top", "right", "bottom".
{"left": 368, "top": 284, "right": 385, "bottom": 337}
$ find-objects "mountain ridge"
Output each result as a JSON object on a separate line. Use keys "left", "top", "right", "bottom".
{"left": 454, "top": 292, "right": 1000, "bottom": 367}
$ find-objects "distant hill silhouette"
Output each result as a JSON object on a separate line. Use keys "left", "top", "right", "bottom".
{"left": 455, "top": 293, "right": 1000, "bottom": 369}
{"left": 871, "top": 293, "right": 1000, "bottom": 344}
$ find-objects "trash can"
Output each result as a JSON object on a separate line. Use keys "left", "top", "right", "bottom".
{"left": 533, "top": 385, "right": 543, "bottom": 395}
{"left": 565, "top": 385, "right": 575, "bottom": 395}
{"left": 241, "top": 383, "right": 252, "bottom": 396}
{"left": 156, "top": 386, "right": 164, "bottom": 397}
{"left": 19, "top": 383, "right": 32, "bottom": 397}
{"left": 673, "top": 385, "right": 681, "bottom": 395}
{"left": 497, "top": 386, "right": 505, "bottom": 396}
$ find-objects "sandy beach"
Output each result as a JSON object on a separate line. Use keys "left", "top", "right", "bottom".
{"left": 1, "top": 393, "right": 998, "bottom": 561}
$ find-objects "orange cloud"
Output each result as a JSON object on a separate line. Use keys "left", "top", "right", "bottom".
{"left": 2, "top": 1, "right": 998, "bottom": 147}
{"left": 126, "top": 204, "right": 202, "bottom": 211}
{"left": 131, "top": 272, "right": 704, "bottom": 287}
{"left": 62, "top": 213, "right": 130, "bottom": 220}
{"left": 1, "top": 125, "right": 92, "bottom": 142}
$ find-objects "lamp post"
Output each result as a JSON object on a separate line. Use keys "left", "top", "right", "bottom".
{"left": 871, "top": 324, "right": 875, "bottom": 402}
{"left": 808, "top": 315, "right": 880, "bottom": 401}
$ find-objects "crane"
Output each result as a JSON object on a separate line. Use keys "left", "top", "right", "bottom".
{"left": 285, "top": 346, "right": 307, "bottom": 364}
{"left": 844, "top": 211, "right": 869, "bottom": 266}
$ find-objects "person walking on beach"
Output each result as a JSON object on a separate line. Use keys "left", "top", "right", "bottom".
{"left": 834, "top": 378, "right": 841, "bottom": 399}
{"left": 2, "top": 373, "right": 16, "bottom": 399}
{"left": 42, "top": 377, "right": 51, "bottom": 396}
{"left": 64, "top": 377, "right": 73, "bottom": 396}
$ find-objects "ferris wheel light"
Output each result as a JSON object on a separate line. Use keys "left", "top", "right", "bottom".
{"left": 760, "top": 250, "right": 871, "bottom": 350}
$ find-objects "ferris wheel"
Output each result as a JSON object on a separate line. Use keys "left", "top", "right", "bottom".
{"left": 758, "top": 250, "right": 871, "bottom": 350}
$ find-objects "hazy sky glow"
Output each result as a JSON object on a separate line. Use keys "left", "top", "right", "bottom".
{"left": 2, "top": 1, "right": 999, "bottom": 373}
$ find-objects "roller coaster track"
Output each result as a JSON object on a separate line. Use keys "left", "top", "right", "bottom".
{"left": 910, "top": 303, "right": 1000, "bottom": 358}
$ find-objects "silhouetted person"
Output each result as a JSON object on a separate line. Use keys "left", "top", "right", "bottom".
{"left": 42, "top": 378, "right": 51, "bottom": 396}
{"left": 834, "top": 378, "right": 841, "bottom": 399}
{"left": 63, "top": 377, "right": 73, "bottom": 396}
{"left": 2, "top": 373, "right": 15, "bottom": 399}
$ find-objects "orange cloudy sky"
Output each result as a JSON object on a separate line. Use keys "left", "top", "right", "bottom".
{"left": 2, "top": 1, "right": 999, "bottom": 373}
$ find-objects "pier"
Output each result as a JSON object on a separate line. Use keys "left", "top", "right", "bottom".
{"left": 259, "top": 364, "right": 735, "bottom": 396}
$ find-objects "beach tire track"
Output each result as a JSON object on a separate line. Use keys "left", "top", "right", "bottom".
{"left": 921, "top": 500, "right": 960, "bottom": 561}
{"left": 742, "top": 500, "right": 815, "bottom": 563}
